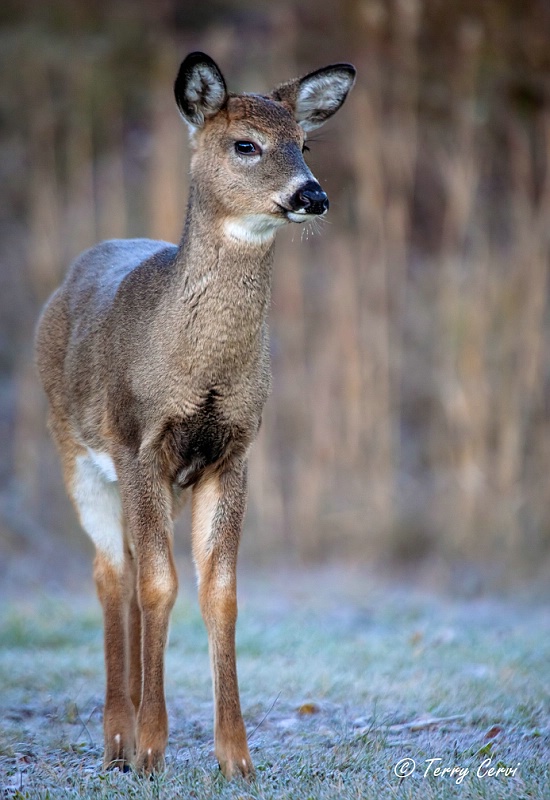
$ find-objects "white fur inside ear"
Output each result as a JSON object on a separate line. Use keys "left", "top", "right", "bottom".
{"left": 187, "top": 64, "right": 226, "bottom": 112}
{"left": 296, "top": 70, "right": 354, "bottom": 131}
{"left": 178, "top": 61, "right": 227, "bottom": 128}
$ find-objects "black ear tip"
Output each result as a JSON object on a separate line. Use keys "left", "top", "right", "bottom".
{"left": 300, "top": 62, "right": 357, "bottom": 90}
{"left": 334, "top": 63, "right": 357, "bottom": 82}
{"left": 177, "top": 51, "right": 223, "bottom": 79}
{"left": 181, "top": 51, "right": 217, "bottom": 69}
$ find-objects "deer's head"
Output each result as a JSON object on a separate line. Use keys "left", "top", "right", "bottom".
{"left": 174, "top": 52, "right": 356, "bottom": 245}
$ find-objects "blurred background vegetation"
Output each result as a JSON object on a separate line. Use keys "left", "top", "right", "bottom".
{"left": 1, "top": 0, "right": 550, "bottom": 586}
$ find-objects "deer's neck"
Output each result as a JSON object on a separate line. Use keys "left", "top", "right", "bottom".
{"left": 169, "top": 183, "right": 275, "bottom": 368}
{"left": 178, "top": 183, "right": 274, "bottom": 297}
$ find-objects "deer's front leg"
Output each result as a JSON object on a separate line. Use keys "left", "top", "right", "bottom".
{"left": 119, "top": 463, "right": 178, "bottom": 773}
{"left": 192, "top": 465, "right": 253, "bottom": 780}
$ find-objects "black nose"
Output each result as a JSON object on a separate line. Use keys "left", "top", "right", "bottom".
{"left": 289, "top": 180, "right": 329, "bottom": 215}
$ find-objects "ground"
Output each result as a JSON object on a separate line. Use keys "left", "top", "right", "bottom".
{"left": 0, "top": 564, "right": 549, "bottom": 799}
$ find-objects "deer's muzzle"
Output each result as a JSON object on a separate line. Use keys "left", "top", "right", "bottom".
{"left": 288, "top": 180, "right": 329, "bottom": 216}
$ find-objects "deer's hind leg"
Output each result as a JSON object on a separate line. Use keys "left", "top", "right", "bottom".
{"left": 64, "top": 440, "right": 137, "bottom": 771}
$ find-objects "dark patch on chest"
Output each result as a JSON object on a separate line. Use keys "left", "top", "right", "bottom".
{"left": 163, "top": 389, "right": 234, "bottom": 488}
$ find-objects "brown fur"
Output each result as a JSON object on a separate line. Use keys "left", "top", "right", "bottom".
{"left": 35, "top": 52, "right": 355, "bottom": 779}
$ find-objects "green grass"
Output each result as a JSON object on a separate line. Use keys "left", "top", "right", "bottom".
{"left": 0, "top": 567, "right": 549, "bottom": 798}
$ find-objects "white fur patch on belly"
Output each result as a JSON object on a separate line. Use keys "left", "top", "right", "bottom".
{"left": 87, "top": 448, "right": 118, "bottom": 483}
{"left": 73, "top": 454, "right": 124, "bottom": 568}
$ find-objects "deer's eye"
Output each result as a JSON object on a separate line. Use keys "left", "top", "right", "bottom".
{"left": 235, "top": 141, "right": 261, "bottom": 156}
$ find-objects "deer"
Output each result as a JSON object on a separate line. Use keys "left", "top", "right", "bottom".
{"left": 35, "top": 51, "right": 356, "bottom": 779}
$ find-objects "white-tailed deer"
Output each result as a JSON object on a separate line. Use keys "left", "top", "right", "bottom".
{"left": 35, "top": 52, "right": 355, "bottom": 778}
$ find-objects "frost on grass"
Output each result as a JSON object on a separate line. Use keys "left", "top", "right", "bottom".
{"left": 0, "top": 569, "right": 549, "bottom": 799}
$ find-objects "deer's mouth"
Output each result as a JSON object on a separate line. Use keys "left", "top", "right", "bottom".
{"left": 275, "top": 204, "right": 325, "bottom": 223}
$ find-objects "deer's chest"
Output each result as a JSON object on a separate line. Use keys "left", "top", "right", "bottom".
{"left": 164, "top": 388, "right": 257, "bottom": 488}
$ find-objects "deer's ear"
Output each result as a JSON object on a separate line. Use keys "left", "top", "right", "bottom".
{"left": 175, "top": 52, "right": 228, "bottom": 128}
{"left": 273, "top": 64, "right": 356, "bottom": 132}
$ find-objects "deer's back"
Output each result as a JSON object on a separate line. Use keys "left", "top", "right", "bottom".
{"left": 35, "top": 238, "right": 177, "bottom": 443}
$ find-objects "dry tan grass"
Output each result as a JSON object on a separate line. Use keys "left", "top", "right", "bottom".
{"left": 1, "top": 3, "right": 550, "bottom": 571}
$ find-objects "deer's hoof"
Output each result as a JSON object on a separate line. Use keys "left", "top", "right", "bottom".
{"left": 134, "top": 746, "right": 166, "bottom": 774}
{"left": 103, "top": 731, "right": 135, "bottom": 773}
{"left": 218, "top": 749, "right": 255, "bottom": 780}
